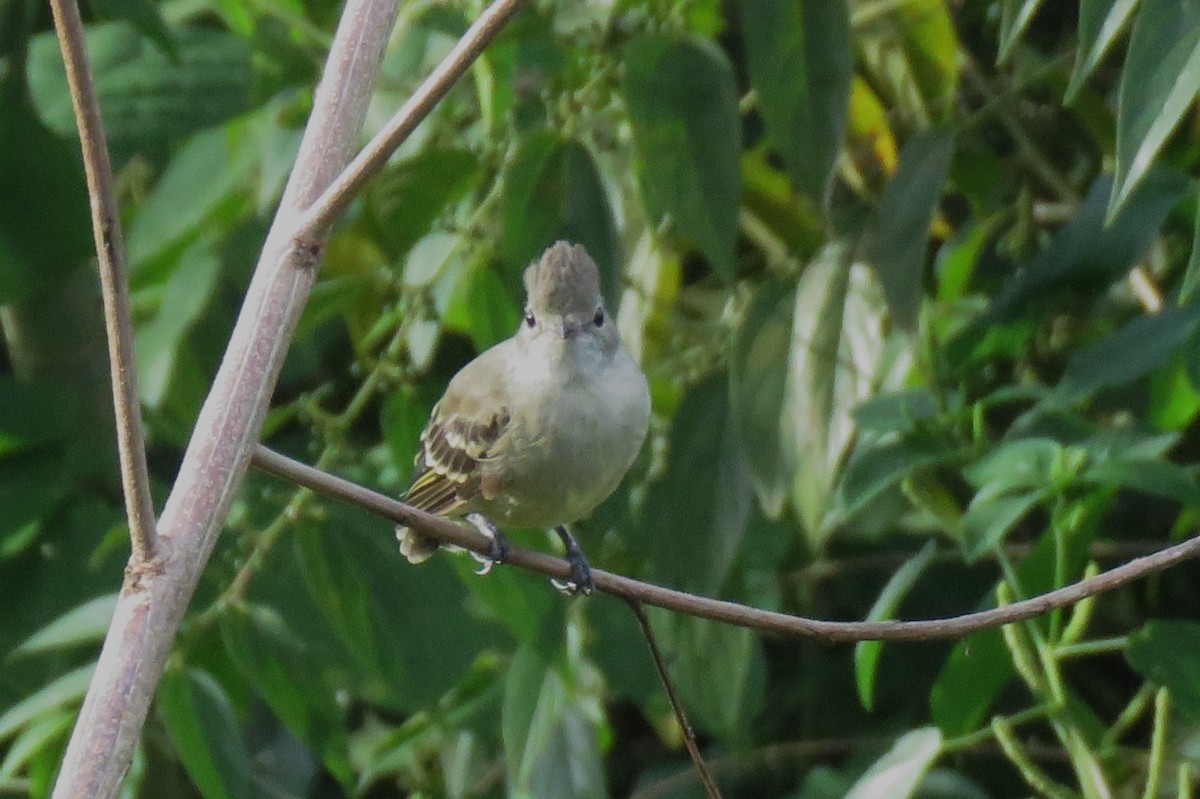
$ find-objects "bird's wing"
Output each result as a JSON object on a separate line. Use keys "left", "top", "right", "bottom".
{"left": 404, "top": 347, "right": 513, "bottom": 517}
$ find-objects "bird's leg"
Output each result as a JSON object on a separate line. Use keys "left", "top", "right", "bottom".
{"left": 551, "top": 525, "right": 594, "bottom": 595}
{"left": 466, "top": 513, "right": 510, "bottom": 575}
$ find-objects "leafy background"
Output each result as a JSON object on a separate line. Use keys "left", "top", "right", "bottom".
{"left": 3, "top": 0, "right": 1200, "bottom": 797}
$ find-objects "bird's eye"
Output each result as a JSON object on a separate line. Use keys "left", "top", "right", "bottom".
{"left": 524, "top": 311, "right": 536, "bottom": 328}
{"left": 592, "top": 308, "right": 605, "bottom": 327}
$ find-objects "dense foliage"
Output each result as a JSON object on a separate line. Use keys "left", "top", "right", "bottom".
{"left": 4, "top": 0, "right": 1200, "bottom": 796}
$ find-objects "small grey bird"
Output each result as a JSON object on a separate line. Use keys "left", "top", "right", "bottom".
{"left": 396, "top": 241, "right": 651, "bottom": 593}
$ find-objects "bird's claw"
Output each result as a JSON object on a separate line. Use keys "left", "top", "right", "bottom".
{"left": 466, "top": 513, "right": 509, "bottom": 576}
{"left": 552, "top": 527, "right": 594, "bottom": 595}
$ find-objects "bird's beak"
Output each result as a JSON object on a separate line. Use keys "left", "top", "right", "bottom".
{"left": 561, "top": 321, "right": 582, "bottom": 339}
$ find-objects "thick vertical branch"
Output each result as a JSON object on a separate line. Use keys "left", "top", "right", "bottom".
{"left": 50, "top": 0, "right": 399, "bottom": 794}
{"left": 47, "top": 0, "right": 156, "bottom": 565}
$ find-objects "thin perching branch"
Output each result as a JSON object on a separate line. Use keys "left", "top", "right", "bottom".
{"left": 627, "top": 599, "right": 723, "bottom": 799}
{"left": 250, "top": 444, "right": 1200, "bottom": 644}
{"left": 48, "top": 0, "right": 157, "bottom": 566}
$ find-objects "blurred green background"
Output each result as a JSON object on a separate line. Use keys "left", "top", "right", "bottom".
{"left": 4, "top": 0, "right": 1200, "bottom": 797}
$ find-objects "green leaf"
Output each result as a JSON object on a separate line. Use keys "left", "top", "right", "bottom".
{"left": 1084, "top": 458, "right": 1200, "bottom": 505}
{"left": 219, "top": 604, "right": 351, "bottom": 786}
{"left": 862, "top": 129, "right": 954, "bottom": 329}
{"left": 839, "top": 438, "right": 952, "bottom": 519}
{"left": 731, "top": 243, "right": 895, "bottom": 540}
{"left": 855, "top": 541, "right": 937, "bottom": 711}
{"left": 293, "top": 506, "right": 504, "bottom": 710}
{"left": 1181, "top": 193, "right": 1200, "bottom": 304}
{"left": 1066, "top": 0, "right": 1140, "bottom": 103}
{"left": 1057, "top": 305, "right": 1200, "bottom": 401}
{"left": 740, "top": 0, "right": 852, "bottom": 204}
{"left": 730, "top": 278, "right": 798, "bottom": 517}
{"left": 0, "top": 378, "right": 74, "bottom": 457}
{"left": 930, "top": 628, "right": 1011, "bottom": 736}
{"left": 844, "top": 727, "right": 942, "bottom": 799}
{"left": 443, "top": 260, "right": 522, "bottom": 353}
{"left": 961, "top": 490, "right": 1043, "bottom": 561}
{"left": 988, "top": 170, "right": 1189, "bottom": 319}
{"left": 366, "top": 147, "right": 480, "bottom": 261}
{"left": 127, "top": 127, "right": 254, "bottom": 271}
{"left": 640, "top": 378, "right": 754, "bottom": 595}
{"left": 10, "top": 594, "right": 116, "bottom": 659}
{"left": 91, "top": 0, "right": 175, "bottom": 57}
{"left": 855, "top": 0, "right": 959, "bottom": 125}
{"left": 0, "top": 100, "right": 91, "bottom": 305}
{"left": 0, "top": 449, "right": 70, "bottom": 549}
{"left": 158, "top": 667, "right": 252, "bottom": 799}
{"left": 26, "top": 24, "right": 252, "bottom": 164}
{"left": 998, "top": 0, "right": 1046, "bottom": 64}
{"left": 624, "top": 34, "right": 741, "bottom": 279}
{"left": 381, "top": 383, "right": 441, "bottom": 486}
{"left": 795, "top": 246, "right": 891, "bottom": 538}
{"left": 1128, "top": 621, "right": 1200, "bottom": 721}
{"left": 501, "top": 644, "right": 604, "bottom": 798}
{"left": 964, "top": 438, "right": 1063, "bottom": 497}
{"left": 649, "top": 611, "right": 765, "bottom": 741}
{"left": 0, "top": 708, "right": 73, "bottom": 783}
{"left": 0, "top": 664, "right": 93, "bottom": 743}
{"left": 135, "top": 241, "right": 224, "bottom": 408}
{"left": 1108, "top": 0, "right": 1200, "bottom": 219}
{"left": 500, "top": 134, "right": 621, "bottom": 303}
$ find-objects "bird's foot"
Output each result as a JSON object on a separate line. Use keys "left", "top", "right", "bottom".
{"left": 551, "top": 526, "right": 594, "bottom": 596}
{"left": 467, "top": 513, "right": 509, "bottom": 575}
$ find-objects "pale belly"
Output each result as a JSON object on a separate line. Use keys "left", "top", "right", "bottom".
{"left": 475, "top": 361, "right": 649, "bottom": 529}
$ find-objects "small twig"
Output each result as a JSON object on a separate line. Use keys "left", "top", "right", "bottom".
{"left": 48, "top": 0, "right": 157, "bottom": 566}
{"left": 249, "top": 445, "right": 1200, "bottom": 643}
{"left": 626, "top": 599, "right": 722, "bottom": 799}
{"left": 299, "top": 0, "right": 527, "bottom": 235}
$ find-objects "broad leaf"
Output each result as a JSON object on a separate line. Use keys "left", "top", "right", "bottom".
{"left": 845, "top": 727, "right": 942, "bottom": 799}
{"left": 27, "top": 24, "right": 252, "bottom": 164}
{"left": 650, "top": 610, "right": 765, "bottom": 741}
{"left": 1066, "top": 0, "right": 1140, "bottom": 102}
{"left": 1057, "top": 305, "right": 1200, "bottom": 400}
{"left": 1182, "top": 194, "right": 1200, "bottom": 304}
{"left": 135, "top": 240, "right": 224, "bottom": 408}
{"left": 989, "top": 170, "right": 1189, "bottom": 319}
{"left": 741, "top": 0, "right": 852, "bottom": 205}
{"left": 1109, "top": 0, "right": 1200, "bottom": 219}
{"left": 293, "top": 505, "right": 504, "bottom": 710}
{"left": 501, "top": 644, "right": 605, "bottom": 799}
{"left": 998, "top": 0, "right": 1045, "bottom": 64}
{"left": 856, "top": 541, "right": 937, "bottom": 711}
{"left": 641, "top": 378, "right": 754, "bottom": 594}
{"left": 624, "top": 34, "right": 741, "bottom": 279}
{"left": 862, "top": 129, "right": 954, "bottom": 329}
{"left": 0, "top": 665, "right": 93, "bottom": 743}
{"left": 10, "top": 594, "right": 116, "bottom": 659}
{"left": 731, "top": 244, "right": 896, "bottom": 541}
{"left": 366, "top": 147, "right": 480, "bottom": 261}
{"left": 1128, "top": 620, "right": 1200, "bottom": 721}
{"left": 158, "top": 667, "right": 252, "bottom": 799}
{"left": 220, "top": 604, "right": 351, "bottom": 786}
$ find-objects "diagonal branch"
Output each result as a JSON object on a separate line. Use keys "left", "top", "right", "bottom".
{"left": 298, "top": 0, "right": 527, "bottom": 235}
{"left": 48, "top": 0, "right": 157, "bottom": 566}
{"left": 50, "top": 0, "right": 522, "bottom": 793}
{"left": 250, "top": 444, "right": 1200, "bottom": 644}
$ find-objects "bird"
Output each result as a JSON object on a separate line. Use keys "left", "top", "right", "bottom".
{"left": 396, "top": 241, "right": 651, "bottom": 593}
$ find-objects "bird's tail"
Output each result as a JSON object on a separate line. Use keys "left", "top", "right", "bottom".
{"left": 396, "top": 526, "right": 440, "bottom": 564}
